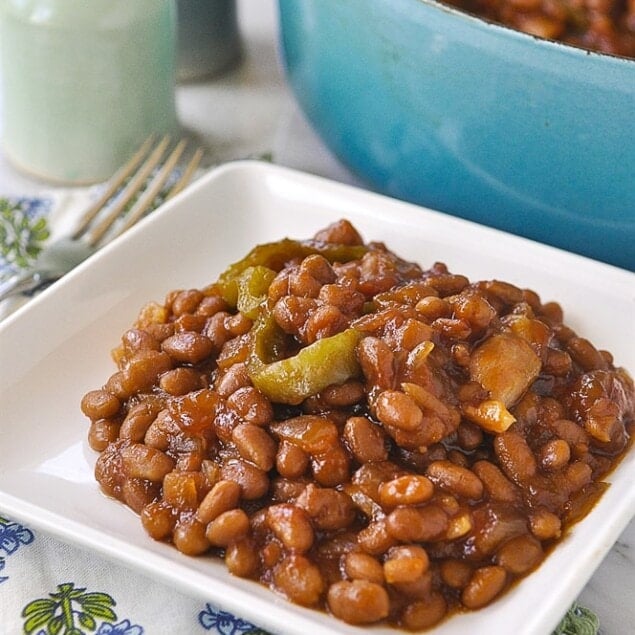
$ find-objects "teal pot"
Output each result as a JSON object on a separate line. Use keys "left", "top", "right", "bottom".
{"left": 278, "top": 0, "right": 635, "bottom": 270}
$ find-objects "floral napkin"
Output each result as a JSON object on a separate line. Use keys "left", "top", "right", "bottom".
{"left": 0, "top": 195, "right": 600, "bottom": 635}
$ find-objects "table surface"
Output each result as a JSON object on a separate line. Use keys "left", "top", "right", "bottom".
{"left": 0, "top": 1, "right": 633, "bottom": 633}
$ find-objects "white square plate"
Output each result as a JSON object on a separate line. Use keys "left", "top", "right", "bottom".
{"left": 1, "top": 162, "right": 633, "bottom": 635}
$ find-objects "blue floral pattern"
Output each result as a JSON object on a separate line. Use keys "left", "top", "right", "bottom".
{"left": 0, "top": 516, "right": 35, "bottom": 583}
{"left": 198, "top": 603, "right": 266, "bottom": 634}
{"left": 96, "top": 619, "right": 144, "bottom": 635}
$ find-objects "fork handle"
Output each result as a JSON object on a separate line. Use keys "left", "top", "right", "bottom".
{"left": 0, "top": 270, "right": 48, "bottom": 303}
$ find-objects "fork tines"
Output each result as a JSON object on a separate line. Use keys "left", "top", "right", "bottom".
{"left": 73, "top": 136, "right": 203, "bottom": 248}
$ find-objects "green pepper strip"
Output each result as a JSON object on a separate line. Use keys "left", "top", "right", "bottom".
{"left": 218, "top": 238, "right": 368, "bottom": 306}
{"left": 236, "top": 266, "right": 277, "bottom": 320}
{"left": 248, "top": 326, "right": 362, "bottom": 406}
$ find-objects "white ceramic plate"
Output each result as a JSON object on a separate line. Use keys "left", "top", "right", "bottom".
{"left": 1, "top": 162, "right": 633, "bottom": 635}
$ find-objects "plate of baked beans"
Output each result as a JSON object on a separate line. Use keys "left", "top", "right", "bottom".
{"left": 1, "top": 161, "right": 633, "bottom": 634}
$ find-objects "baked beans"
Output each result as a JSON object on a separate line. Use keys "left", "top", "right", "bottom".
{"left": 83, "top": 219, "right": 633, "bottom": 630}
{"left": 444, "top": 0, "right": 635, "bottom": 58}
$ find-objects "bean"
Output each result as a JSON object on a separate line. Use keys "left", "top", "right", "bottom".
{"left": 218, "top": 336, "right": 250, "bottom": 370}
{"left": 472, "top": 460, "right": 521, "bottom": 503}
{"left": 266, "top": 503, "right": 314, "bottom": 552}
{"left": 559, "top": 461, "right": 592, "bottom": 495}
{"left": 358, "top": 251, "right": 402, "bottom": 295}
{"left": 232, "top": 423, "right": 277, "bottom": 471}
{"left": 314, "top": 219, "right": 363, "bottom": 245}
{"left": 225, "top": 312, "right": 253, "bottom": 336}
{"left": 471, "top": 503, "right": 529, "bottom": 559}
{"left": 174, "top": 313, "right": 207, "bottom": 334}
{"left": 104, "top": 371, "right": 128, "bottom": 400}
{"left": 274, "top": 555, "right": 325, "bottom": 607}
{"left": 538, "top": 439, "right": 571, "bottom": 471}
{"left": 161, "top": 331, "right": 214, "bottom": 364}
{"left": 386, "top": 505, "right": 448, "bottom": 542}
{"left": 141, "top": 501, "right": 174, "bottom": 541}
{"left": 81, "top": 390, "right": 121, "bottom": 420}
{"left": 88, "top": 419, "right": 121, "bottom": 452}
{"left": 431, "top": 317, "right": 472, "bottom": 340}
{"left": 482, "top": 280, "right": 524, "bottom": 305}
{"left": 544, "top": 349, "right": 573, "bottom": 376}
{"left": 378, "top": 475, "right": 434, "bottom": 507}
{"left": 206, "top": 508, "right": 250, "bottom": 547}
{"left": 357, "top": 520, "right": 397, "bottom": 556}
{"left": 451, "top": 293, "right": 496, "bottom": 331}
{"left": 120, "top": 402, "right": 161, "bottom": 442}
{"left": 426, "top": 460, "right": 484, "bottom": 500}
{"left": 120, "top": 444, "right": 174, "bottom": 481}
{"left": 196, "top": 293, "right": 228, "bottom": 317}
{"left": 270, "top": 416, "right": 340, "bottom": 455}
{"left": 172, "top": 517, "right": 210, "bottom": 556}
{"left": 204, "top": 311, "right": 231, "bottom": 349}
{"left": 196, "top": 480, "right": 241, "bottom": 524}
{"left": 401, "top": 592, "right": 447, "bottom": 630}
{"left": 375, "top": 390, "right": 423, "bottom": 431}
{"left": 461, "top": 566, "right": 507, "bottom": 609}
{"left": 321, "top": 380, "right": 365, "bottom": 407}
{"left": 440, "top": 559, "right": 473, "bottom": 589}
{"left": 170, "top": 289, "right": 203, "bottom": 316}
{"left": 566, "top": 337, "right": 608, "bottom": 371}
{"left": 549, "top": 418, "right": 589, "bottom": 447}
{"left": 295, "top": 484, "right": 356, "bottom": 531}
{"left": 264, "top": 478, "right": 298, "bottom": 504}
{"left": 415, "top": 296, "right": 450, "bottom": 321}
{"left": 120, "top": 328, "right": 160, "bottom": 357}
{"left": 457, "top": 421, "right": 484, "bottom": 451}
{"left": 311, "top": 445, "right": 350, "bottom": 487}
{"left": 220, "top": 459, "right": 268, "bottom": 500}
{"left": 226, "top": 386, "right": 273, "bottom": 426}
{"left": 344, "top": 552, "right": 384, "bottom": 584}
{"left": 495, "top": 535, "right": 543, "bottom": 574}
{"left": 343, "top": 416, "right": 388, "bottom": 463}
{"left": 358, "top": 337, "right": 395, "bottom": 391}
{"left": 529, "top": 508, "right": 562, "bottom": 540}
{"left": 143, "top": 409, "right": 177, "bottom": 451}
{"left": 318, "top": 284, "right": 365, "bottom": 316}
{"left": 302, "top": 254, "right": 337, "bottom": 284}
{"left": 383, "top": 545, "right": 429, "bottom": 584}
{"left": 494, "top": 431, "right": 538, "bottom": 485}
{"left": 387, "top": 570, "right": 433, "bottom": 600}
{"left": 304, "top": 304, "right": 349, "bottom": 343}
{"left": 327, "top": 580, "right": 389, "bottom": 625}
{"left": 121, "top": 478, "right": 159, "bottom": 513}
{"left": 276, "top": 441, "right": 310, "bottom": 479}
{"left": 394, "top": 318, "right": 434, "bottom": 350}
{"left": 159, "top": 367, "right": 203, "bottom": 396}
{"left": 123, "top": 350, "right": 173, "bottom": 395}
{"left": 216, "top": 363, "right": 251, "bottom": 397}
{"left": 225, "top": 537, "right": 259, "bottom": 578}
{"left": 288, "top": 267, "right": 323, "bottom": 299}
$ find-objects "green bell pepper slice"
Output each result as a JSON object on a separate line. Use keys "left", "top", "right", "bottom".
{"left": 218, "top": 238, "right": 367, "bottom": 306}
{"left": 248, "top": 326, "right": 362, "bottom": 405}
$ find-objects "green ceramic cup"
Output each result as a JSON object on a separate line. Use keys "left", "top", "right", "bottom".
{"left": 0, "top": 0, "right": 178, "bottom": 184}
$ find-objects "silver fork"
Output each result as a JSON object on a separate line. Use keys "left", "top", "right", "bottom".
{"left": 0, "top": 136, "right": 203, "bottom": 304}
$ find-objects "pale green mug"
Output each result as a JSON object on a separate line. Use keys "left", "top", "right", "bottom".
{"left": 0, "top": 0, "right": 178, "bottom": 184}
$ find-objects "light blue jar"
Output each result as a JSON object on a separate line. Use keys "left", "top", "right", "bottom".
{"left": 0, "top": 0, "right": 178, "bottom": 184}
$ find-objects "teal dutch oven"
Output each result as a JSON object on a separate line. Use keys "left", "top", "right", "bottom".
{"left": 278, "top": 0, "right": 635, "bottom": 270}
